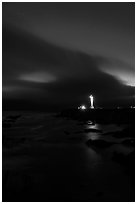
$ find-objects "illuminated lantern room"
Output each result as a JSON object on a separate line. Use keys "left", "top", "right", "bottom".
{"left": 89, "top": 95, "right": 94, "bottom": 109}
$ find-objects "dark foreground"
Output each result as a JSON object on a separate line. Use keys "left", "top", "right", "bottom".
{"left": 2, "top": 108, "right": 135, "bottom": 201}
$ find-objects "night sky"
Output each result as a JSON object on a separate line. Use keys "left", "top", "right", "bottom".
{"left": 2, "top": 2, "right": 135, "bottom": 111}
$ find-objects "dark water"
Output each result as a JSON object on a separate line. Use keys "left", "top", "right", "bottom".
{"left": 2, "top": 111, "right": 134, "bottom": 201}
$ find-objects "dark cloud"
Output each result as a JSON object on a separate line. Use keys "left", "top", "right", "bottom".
{"left": 3, "top": 22, "right": 134, "bottom": 110}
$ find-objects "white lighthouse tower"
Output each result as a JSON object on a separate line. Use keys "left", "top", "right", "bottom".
{"left": 89, "top": 95, "right": 94, "bottom": 109}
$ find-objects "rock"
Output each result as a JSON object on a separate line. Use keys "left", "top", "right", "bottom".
{"left": 3, "top": 123, "right": 12, "bottom": 128}
{"left": 112, "top": 126, "right": 135, "bottom": 138}
{"left": 121, "top": 139, "right": 135, "bottom": 147}
{"left": 112, "top": 151, "right": 135, "bottom": 167}
{"left": 74, "top": 131, "right": 83, "bottom": 134}
{"left": 7, "top": 115, "right": 21, "bottom": 120}
{"left": 64, "top": 131, "right": 70, "bottom": 135}
{"left": 86, "top": 139, "right": 115, "bottom": 148}
{"left": 84, "top": 129, "right": 102, "bottom": 133}
{"left": 112, "top": 151, "right": 135, "bottom": 189}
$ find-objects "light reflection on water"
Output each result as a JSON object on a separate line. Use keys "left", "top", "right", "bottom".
{"left": 86, "top": 132, "right": 101, "bottom": 140}
{"left": 85, "top": 123, "right": 124, "bottom": 132}
{"left": 84, "top": 122, "right": 125, "bottom": 142}
{"left": 85, "top": 123, "right": 100, "bottom": 130}
{"left": 84, "top": 123, "right": 102, "bottom": 141}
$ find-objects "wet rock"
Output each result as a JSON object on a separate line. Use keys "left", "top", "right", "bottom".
{"left": 121, "top": 139, "right": 135, "bottom": 147}
{"left": 3, "top": 123, "right": 12, "bottom": 128}
{"left": 112, "top": 151, "right": 135, "bottom": 167}
{"left": 112, "top": 126, "right": 135, "bottom": 138}
{"left": 87, "top": 120, "right": 95, "bottom": 125}
{"left": 69, "top": 137, "right": 82, "bottom": 142}
{"left": 84, "top": 128, "right": 102, "bottom": 133}
{"left": 74, "top": 130, "right": 83, "bottom": 134}
{"left": 86, "top": 139, "right": 115, "bottom": 148}
{"left": 103, "top": 131, "right": 116, "bottom": 135}
{"left": 112, "top": 151, "right": 135, "bottom": 188}
{"left": 77, "top": 121, "right": 86, "bottom": 125}
{"left": 7, "top": 115, "right": 21, "bottom": 120}
{"left": 64, "top": 131, "right": 70, "bottom": 135}
{"left": 95, "top": 191, "right": 104, "bottom": 198}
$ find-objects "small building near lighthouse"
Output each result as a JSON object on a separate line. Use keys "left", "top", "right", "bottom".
{"left": 78, "top": 105, "right": 86, "bottom": 110}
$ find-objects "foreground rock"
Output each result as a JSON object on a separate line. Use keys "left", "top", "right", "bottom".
{"left": 112, "top": 151, "right": 135, "bottom": 188}
{"left": 121, "top": 138, "right": 135, "bottom": 147}
{"left": 112, "top": 151, "right": 135, "bottom": 168}
{"left": 3, "top": 114, "right": 22, "bottom": 129}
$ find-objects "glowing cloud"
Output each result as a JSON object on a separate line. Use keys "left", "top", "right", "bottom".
{"left": 100, "top": 61, "right": 134, "bottom": 87}
{"left": 19, "top": 72, "right": 56, "bottom": 83}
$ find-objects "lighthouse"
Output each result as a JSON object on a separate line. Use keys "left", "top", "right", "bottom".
{"left": 89, "top": 95, "right": 94, "bottom": 109}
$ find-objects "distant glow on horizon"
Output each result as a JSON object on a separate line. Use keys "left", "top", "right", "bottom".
{"left": 100, "top": 67, "right": 135, "bottom": 87}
